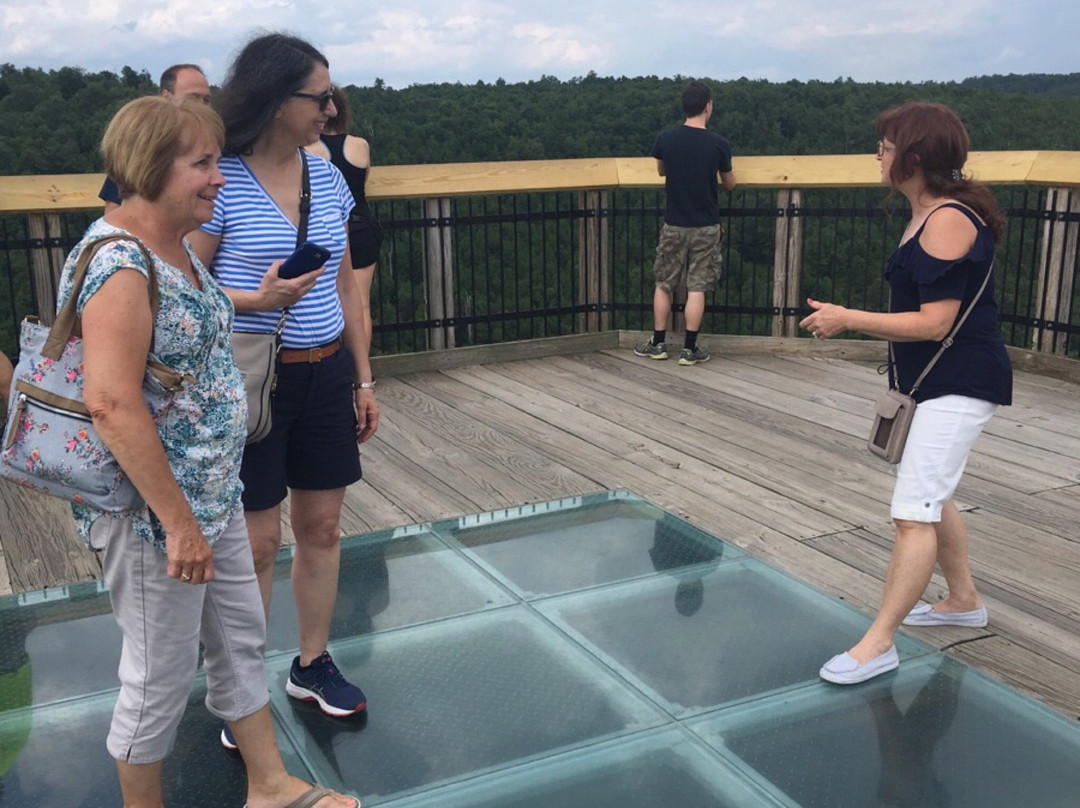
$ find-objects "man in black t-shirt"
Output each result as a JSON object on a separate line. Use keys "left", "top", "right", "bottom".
{"left": 98, "top": 64, "right": 212, "bottom": 210}
{"left": 635, "top": 81, "right": 736, "bottom": 365}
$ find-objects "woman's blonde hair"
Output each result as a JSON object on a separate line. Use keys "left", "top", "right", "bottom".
{"left": 101, "top": 96, "right": 225, "bottom": 202}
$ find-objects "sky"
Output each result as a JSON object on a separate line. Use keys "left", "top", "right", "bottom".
{"left": 1, "top": 0, "right": 1077, "bottom": 89}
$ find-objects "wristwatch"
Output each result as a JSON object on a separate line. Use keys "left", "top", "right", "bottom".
{"left": 352, "top": 380, "right": 376, "bottom": 390}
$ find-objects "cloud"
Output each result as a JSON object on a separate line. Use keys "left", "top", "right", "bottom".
{"left": 0, "top": 0, "right": 1073, "bottom": 87}
{"left": 510, "top": 23, "right": 608, "bottom": 70}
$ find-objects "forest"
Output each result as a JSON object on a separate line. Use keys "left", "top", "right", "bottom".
{"left": 2, "top": 64, "right": 1080, "bottom": 173}
{"left": 1, "top": 65, "right": 1078, "bottom": 359}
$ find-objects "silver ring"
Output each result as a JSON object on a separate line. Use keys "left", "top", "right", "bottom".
{"left": 181, "top": 572, "right": 192, "bottom": 581}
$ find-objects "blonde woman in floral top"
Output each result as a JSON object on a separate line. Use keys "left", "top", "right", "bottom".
{"left": 65, "top": 96, "right": 357, "bottom": 808}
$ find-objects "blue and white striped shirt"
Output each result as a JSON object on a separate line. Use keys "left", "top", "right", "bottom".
{"left": 202, "top": 152, "right": 355, "bottom": 348}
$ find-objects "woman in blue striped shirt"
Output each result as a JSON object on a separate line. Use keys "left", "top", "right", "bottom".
{"left": 191, "top": 33, "right": 377, "bottom": 736}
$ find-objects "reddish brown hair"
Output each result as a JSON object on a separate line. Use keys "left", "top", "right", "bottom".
{"left": 876, "top": 102, "right": 1004, "bottom": 240}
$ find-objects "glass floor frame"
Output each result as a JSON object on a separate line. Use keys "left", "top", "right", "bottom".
{"left": 2, "top": 489, "right": 1079, "bottom": 807}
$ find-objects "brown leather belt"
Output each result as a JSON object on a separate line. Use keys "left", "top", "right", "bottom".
{"left": 278, "top": 339, "right": 342, "bottom": 364}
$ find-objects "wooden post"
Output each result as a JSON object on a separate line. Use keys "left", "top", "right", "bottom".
{"left": 1034, "top": 188, "right": 1080, "bottom": 354}
{"left": 599, "top": 190, "right": 610, "bottom": 332}
{"left": 577, "top": 190, "right": 607, "bottom": 333}
{"left": 771, "top": 189, "right": 803, "bottom": 338}
{"left": 27, "top": 213, "right": 68, "bottom": 326}
{"left": 422, "top": 197, "right": 455, "bottom": 351}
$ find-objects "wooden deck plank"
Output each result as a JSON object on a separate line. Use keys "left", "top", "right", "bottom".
{"left": 539, "top": 353, "right": 894, "bottom": 530}
{"left": 486, "top": 358, "right": 856, "bottom": 538}
{"left": 768, "top": 354, "right": 1080, "bottom": 449}
{"left": 602, "top": 349, "right": 1070, "bottom": 494}
{"left": 0, "top": 478, "right": 100, "bottom": 591}
{"left": 380, "top": 377, "right": 599, "bottom": 504}
{"left": 709, "top": 353, "right": 1080, "bottom": 485}
{"left": 805, "top": 529, "right": 1080, "bottom": 669}
{"left": 453, "top": 362, "right": 845, "bottom": 541}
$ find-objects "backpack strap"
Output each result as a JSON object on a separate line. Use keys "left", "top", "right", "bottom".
{"left": 43, "top": 234, "right": 159, "bottom": 359}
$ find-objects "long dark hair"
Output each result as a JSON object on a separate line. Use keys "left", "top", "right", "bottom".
{"left": 876, "top": 102, "right": 1004, "bottom": 241}
{"left": 323, "top": 86, "right": 351, "bottom": 135}
{"left": 216, "top": 33, "right": 328, "bottom": 155}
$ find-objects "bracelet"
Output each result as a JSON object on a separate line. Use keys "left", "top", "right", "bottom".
{"left": 352, "top": 380, "right": 376, "bottom": 390}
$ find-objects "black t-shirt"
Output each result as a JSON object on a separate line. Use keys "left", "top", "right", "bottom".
{"left": 98, "top": 176, "right": 121, "bottom": 205}
{"left": 651, "top": 126, "right": 733, "bottom": 227}
{"left": 887, "top": 203, "right": 1012, "bottom": 405}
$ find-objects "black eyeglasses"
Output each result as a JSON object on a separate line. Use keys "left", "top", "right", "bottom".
{"left": 292, "top": 87, "right": 335, "bottom": 111}
{"left": 876, "top": 140, "right": 895, "bottom": 157}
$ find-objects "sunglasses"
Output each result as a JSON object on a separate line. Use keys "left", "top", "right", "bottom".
{"left": 292, "top": 86, "right": 335, "bottom": 111}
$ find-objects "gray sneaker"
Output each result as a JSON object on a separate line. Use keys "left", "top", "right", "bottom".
{"left": 634, "top": 340, "right": 668, "bottom": 360}
{"left": 678, "top": 346, "right": 710, "bottom": 366}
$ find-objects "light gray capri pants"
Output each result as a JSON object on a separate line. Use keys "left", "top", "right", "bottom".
{"left": 98, "top": 508, "right": 268, "bottom": 763}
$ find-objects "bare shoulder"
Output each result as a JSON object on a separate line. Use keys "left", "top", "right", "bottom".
{"left": 343, "top": 136, "right": 370, "bottom": 168}
{"left": 919, "top": 203, "right": 979, "bottom": 261}
{"left": 305, "top": 141, "right": 331, "bottom": 161}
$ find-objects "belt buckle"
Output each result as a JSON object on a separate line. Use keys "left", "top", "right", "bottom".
{"left": 308, "top": 345, "right": 324, "bottom": 362}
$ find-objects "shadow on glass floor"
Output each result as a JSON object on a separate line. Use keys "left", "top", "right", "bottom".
{"left": 2, "top": 490, "right": 1079, "bottom": 807}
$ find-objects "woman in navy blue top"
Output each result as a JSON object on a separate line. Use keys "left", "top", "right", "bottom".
{"left": 801, "top": 102, "right": 1012, "bottom": 685}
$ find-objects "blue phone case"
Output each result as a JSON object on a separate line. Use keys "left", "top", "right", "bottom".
{"left": 279, "top": 242, "right": 331, "bottom": 279}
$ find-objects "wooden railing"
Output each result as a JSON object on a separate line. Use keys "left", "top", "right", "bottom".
{"left": 2, "top": 152, "right": 1079, "bottom": 357}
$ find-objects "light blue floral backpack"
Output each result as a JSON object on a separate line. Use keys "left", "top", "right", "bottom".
{"left": 1, "top": 235, "right": 189, "bottom": 512}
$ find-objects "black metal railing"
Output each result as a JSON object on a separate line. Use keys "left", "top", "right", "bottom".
{"left": 3, "top": 185, "right": 1079, "bottom": 362}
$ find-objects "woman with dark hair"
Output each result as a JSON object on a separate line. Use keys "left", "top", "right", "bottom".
{"left": 306, "top": 87, "right": 382, "bottom": 351}
{"left": 190, "top": 33, "right": 378, "bottom": 739}
{"left": 801, "top": 102, "right": 1012, "bottom": 684}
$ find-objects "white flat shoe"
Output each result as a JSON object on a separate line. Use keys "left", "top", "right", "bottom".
{"left": 820, "top": 646, "right": 899, "bottom": 685}
{"left": 903, "top": 602, "right": 988, "bottom": 628}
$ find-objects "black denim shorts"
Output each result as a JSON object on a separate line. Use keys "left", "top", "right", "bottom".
{"left": 239, "top": 345, "right": 362, "bottom": 511}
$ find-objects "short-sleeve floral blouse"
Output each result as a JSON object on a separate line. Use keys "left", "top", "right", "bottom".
{"left": 57, "top": 219, "right": 247, "bottom": 551}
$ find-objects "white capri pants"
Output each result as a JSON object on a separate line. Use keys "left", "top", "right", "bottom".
{"left": 99, "top": 509, "right": 269, "bottom": 763}
{"left": 890, "top": 394, "right": 997, "bottom": 523}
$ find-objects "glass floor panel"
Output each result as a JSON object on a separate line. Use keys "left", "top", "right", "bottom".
{"left": 0, "top": 677, "right": 309, "bottom": 808}
{"left": 2, "top": 489, "right": 1079, "bottom": 806}
{"left": 689, "top": 655, "right": 1080, "bottom": 808}
{"left": 385, "top": 729, "right": 787, "bottom": 808}
{"left": 0, "top": 581, "right": 121, "bottom": 707}
{"left": 433, "top": 491, "right": 738, "bottom": 598}
{"left": 537, "top": 560, "right": 927, "bottom": 716}
{"left": 266, "top": 527, "right": 514, "bottom": 656}
{"left": 266, "top": 606, "right": 664, "bottom": 803}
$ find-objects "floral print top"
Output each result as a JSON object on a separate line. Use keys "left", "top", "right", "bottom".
{"left": 57, "top": 219, "right": 247, "bottom": 551}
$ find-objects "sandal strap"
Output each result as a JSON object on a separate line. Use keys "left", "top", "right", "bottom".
{"left": 283, "top": 786, "right": 334, "bottom": 808}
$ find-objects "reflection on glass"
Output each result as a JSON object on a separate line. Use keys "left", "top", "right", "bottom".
{"left": 266, "top": 531, "right": 513, "bottom": 654}
{"left": 0, "top": 586, "right": 121, "bottom": 709}
{"left": 541, "top": 562, "right": 922, "bottom": 717}
{"left": 648, "top": 515, "right": 724, "bottom": 617}
{"left": 446, "top": 498, "right": 734, "bottom": 598}
{"left": 865, "top": 661, "right": 965, "bottom": 807}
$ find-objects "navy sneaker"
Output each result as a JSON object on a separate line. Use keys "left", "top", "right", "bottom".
{"left": 220, "top": 722, "right": 238, "bottom": 750}
{"left": 286, "top": 652, "right": 367, "bottom": 717}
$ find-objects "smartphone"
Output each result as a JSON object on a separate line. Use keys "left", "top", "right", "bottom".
{"left": 278, "top": 241, "right": 331, "bottom": 279}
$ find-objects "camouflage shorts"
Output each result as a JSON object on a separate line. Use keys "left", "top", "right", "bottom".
{"left": 652, "top": 223, "right": 724, "bottom": 293}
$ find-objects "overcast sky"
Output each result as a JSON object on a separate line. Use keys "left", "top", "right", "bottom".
{"left": 2, "top": 0, "right": 1076, "bottom": 88}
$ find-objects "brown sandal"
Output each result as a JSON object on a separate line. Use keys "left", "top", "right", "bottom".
{"left": 245, "top": 785, "right": 360, "bottom": 808}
